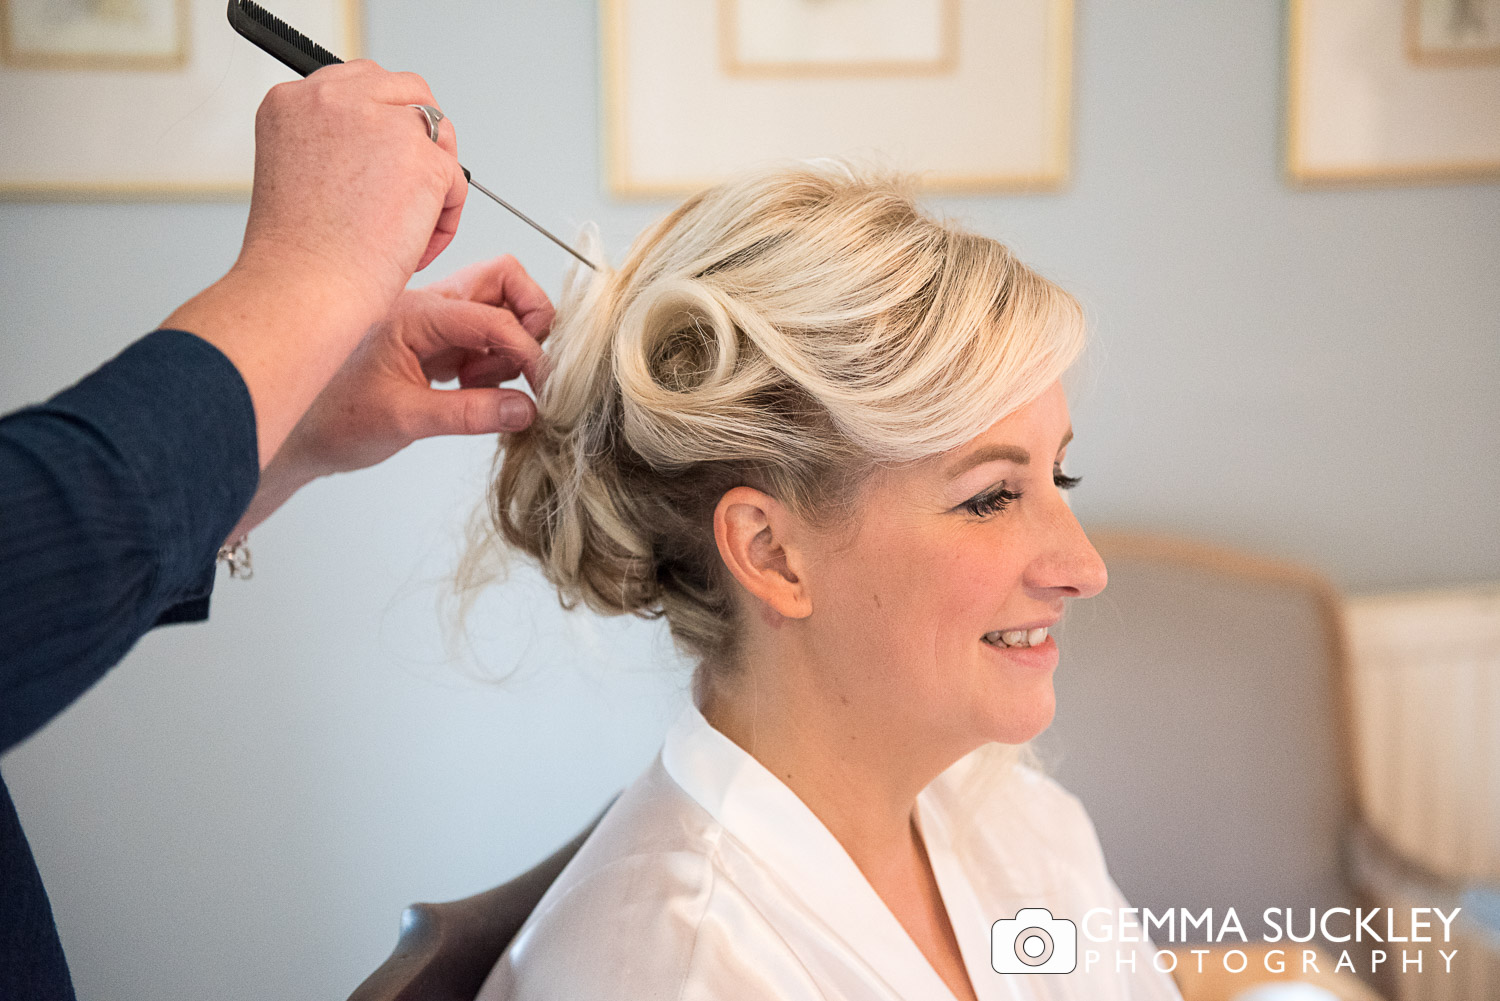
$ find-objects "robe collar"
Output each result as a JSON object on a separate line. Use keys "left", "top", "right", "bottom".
{"left": 661, "top": 704, "right": 1023, "bottom": 1001}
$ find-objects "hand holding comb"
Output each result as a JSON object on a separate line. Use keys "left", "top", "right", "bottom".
{"left": 226, "top": 0, "right": 599, "bottom": 271}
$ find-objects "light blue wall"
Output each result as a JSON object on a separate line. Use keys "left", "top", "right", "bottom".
{"left": 1, "top": 2, "right": 1496, "bottom": 998}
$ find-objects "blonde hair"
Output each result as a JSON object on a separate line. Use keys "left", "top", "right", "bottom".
{"left": 460, "top": 161, "right": 1085, "bottom": 699}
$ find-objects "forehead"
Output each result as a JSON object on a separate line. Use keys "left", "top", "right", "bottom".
{"left": 942, "top": 382, "right": 1074, "bottom": 468}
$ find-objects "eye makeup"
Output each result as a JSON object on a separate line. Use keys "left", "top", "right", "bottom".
{"left": 961, "top": 486, "right": 1025, "bottom": 517}
{"left": 956, "top": 466, "right": 1082, "bottom": 518}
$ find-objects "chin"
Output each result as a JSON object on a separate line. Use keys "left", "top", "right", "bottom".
{"left": 977, "top": 687, "right": 1056, "bottom": 745}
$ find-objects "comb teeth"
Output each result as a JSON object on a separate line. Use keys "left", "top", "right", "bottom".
{"left": 228, "top": 0, "right": 344, "bottom": 76}
{"left": 236, "top": 0, "right": 342, "bottom": 64}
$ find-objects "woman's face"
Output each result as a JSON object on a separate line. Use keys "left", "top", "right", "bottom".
{"left": 797, "top": 380, "right": 1107, "bottom": 758}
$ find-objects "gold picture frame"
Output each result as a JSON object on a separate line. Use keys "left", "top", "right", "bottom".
{"left": 0, "top": 0, "right": 362, "bottom": 200}
{"left": 718, "top": 0, "right": 961, "bottom": 79}
{"left": 603, "top": 0, "right": 1074, "bottom": 199}
{"left": 1287, "top": 0, "right": 1500, "bottom": 187}
{"left": 0, "top": 0, "right": 191, "bottom": 72}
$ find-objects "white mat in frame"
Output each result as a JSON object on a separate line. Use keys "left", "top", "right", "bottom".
{"left": 602, "top": 0, "right": 1073, "bottom": 197}
{"left": 0, "top": 0, "right": 361, "bottom": 198}
{"left": 2, "top": 0, "right": 189, "bottom": 70}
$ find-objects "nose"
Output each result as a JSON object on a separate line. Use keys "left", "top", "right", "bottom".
{"left": 1025, "top": 498, "right": 1108, "bottom": 600}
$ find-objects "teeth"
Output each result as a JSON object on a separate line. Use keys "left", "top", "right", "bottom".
{"left": 984, "top": 627, "right": 1050, "bottom": 649}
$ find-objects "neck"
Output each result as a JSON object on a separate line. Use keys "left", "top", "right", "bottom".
{"left": 699, "top": 637, "right": 968, "bottom": 879}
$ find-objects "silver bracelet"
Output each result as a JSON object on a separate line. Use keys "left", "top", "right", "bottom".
{"left": 217, "top": 536, "right": 253, "bottom": 580}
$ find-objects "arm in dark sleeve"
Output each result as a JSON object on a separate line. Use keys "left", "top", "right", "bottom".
{"left": 0, "top": 330, "right": 259, "bottom": 754}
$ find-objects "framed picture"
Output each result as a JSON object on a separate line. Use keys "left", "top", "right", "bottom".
{"left": 1, "top": 0, "right": 190, "bottom": 71}
{"left": 602, "top": 0, "right": 1073, "bottom": 198}
{"left": 1287, "top": 0, "right": 1500, "bottom": 186}
{"left": 0, "top": 0, "right": 361, "bottom": 199}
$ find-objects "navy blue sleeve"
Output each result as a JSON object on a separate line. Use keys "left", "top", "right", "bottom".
{"left": 0, "top": 329, "right": 259, "bottom": 754}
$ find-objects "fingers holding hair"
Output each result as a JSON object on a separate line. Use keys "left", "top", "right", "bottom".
{"left": 405, "top": 290, "right": 547, "bottom": 390}
{"left": 397, "top": 384, "right": 537, "bottom": 440}
{"left": 428, "top": 255, "right": 557, "bottom": 342}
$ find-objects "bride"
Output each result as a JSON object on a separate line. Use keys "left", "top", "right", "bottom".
{"left": 467, "top": 161, "right": 1183, "bottom": 1001}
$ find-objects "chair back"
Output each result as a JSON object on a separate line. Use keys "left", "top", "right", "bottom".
{"left": 1036, "top": 532, "right": 1360, "bottom": 935}
{"left": 347, "top": 806, "right": 609, "bottom": 1001}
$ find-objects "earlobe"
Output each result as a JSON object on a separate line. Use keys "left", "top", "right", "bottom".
{"left": 713, "top": 487, "right": 813, "bottom": 620}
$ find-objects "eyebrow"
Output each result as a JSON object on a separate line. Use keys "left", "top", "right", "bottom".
{"left": 946, "top": 427, "right": 1074, "bottom": 478}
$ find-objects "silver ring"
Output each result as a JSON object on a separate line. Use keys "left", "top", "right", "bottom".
{"left": 407, "top": 103, "right": 444, "bottom": 143}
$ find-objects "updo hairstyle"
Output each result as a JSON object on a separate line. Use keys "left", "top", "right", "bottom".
{"left": 461, "top": 161, "right": 1086, "bottom": 685}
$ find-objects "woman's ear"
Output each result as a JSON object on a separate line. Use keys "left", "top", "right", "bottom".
{"left": 713, "top": 486, "right": 813, "bottom": 620}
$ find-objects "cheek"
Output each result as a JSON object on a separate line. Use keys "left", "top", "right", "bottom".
{"left": 819, "top": 523, "right": 1013, "bottom": 651}
{"left": 808, "top": 523, "right": 1054, "bottom": 742}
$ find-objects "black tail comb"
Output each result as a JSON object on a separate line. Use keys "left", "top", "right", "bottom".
{"left": 225, "top": 0, "right": 602, "bottom": 271}
{"left": 228, "top": 0, "right": 343, "bottom": 77}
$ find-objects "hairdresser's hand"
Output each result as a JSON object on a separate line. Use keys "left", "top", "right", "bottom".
{"left": 240, "top": 58, "right": 469, "bottom": 310}
{"left": 166, "top": 60, "right": 469, "bottom": 469}
{"left": 226, "top": 255, "right": 554, "bottom": 540}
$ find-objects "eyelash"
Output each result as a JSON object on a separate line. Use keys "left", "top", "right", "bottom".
{"left": 960, "top": 468, "right": 1082, "bottom": 518}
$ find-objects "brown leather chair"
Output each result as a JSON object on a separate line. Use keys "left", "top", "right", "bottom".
{"left": 1038, "top": 532, "right": 1382, "bottom": 998}
{"left": 346, "top": 802, "right": 613, "bottom": 1001}
{"left": 1038, "top": 531, "right": 1362, "bottom": 922}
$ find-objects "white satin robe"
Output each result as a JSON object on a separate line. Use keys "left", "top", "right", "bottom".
{"left": 478, "top": 705, "right": 1184, "bottom": 1001}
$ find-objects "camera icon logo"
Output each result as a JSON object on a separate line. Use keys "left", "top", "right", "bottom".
{"left": 991, "top": 908, "right": 1077, "bottom": 974}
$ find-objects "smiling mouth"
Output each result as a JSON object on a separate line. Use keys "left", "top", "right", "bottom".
{"left": 982, "top": 627, "right": 1050, "bottom": 649}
